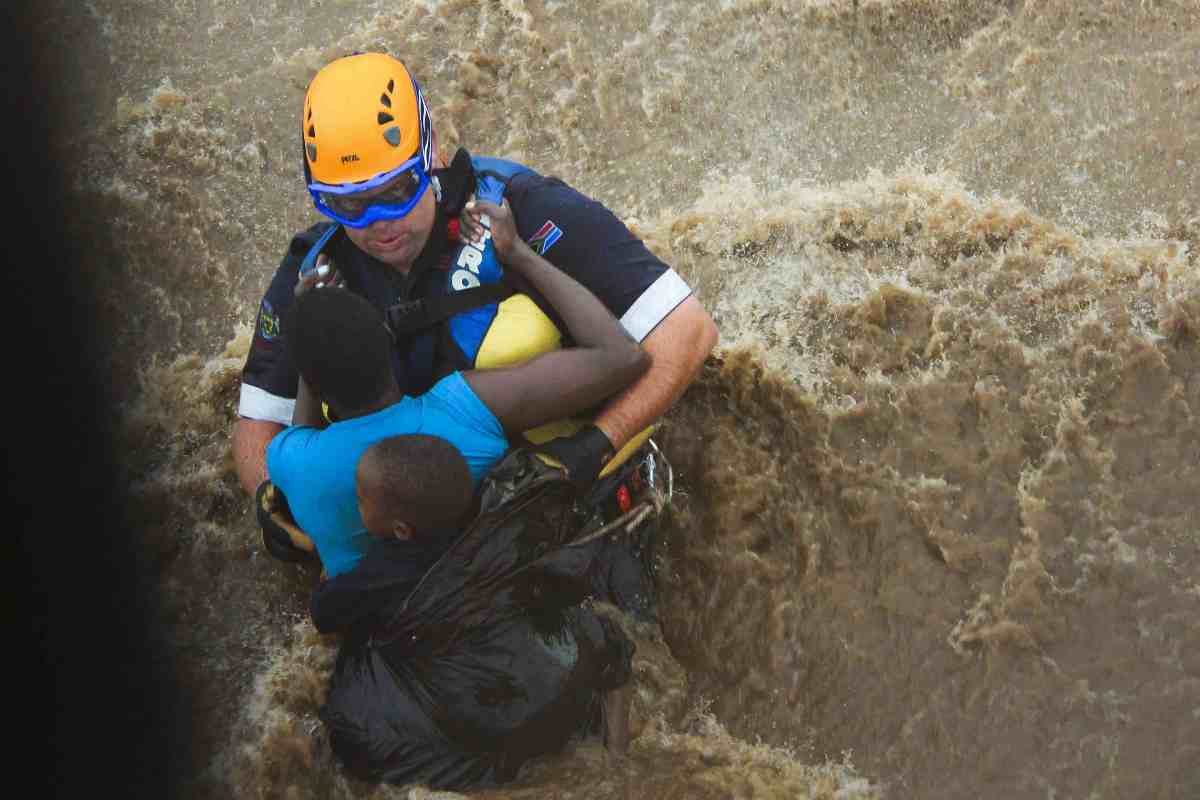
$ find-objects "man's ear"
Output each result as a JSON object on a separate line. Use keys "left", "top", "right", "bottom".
{"left": 392, "top": 520, "right": 416, "bottom": 541}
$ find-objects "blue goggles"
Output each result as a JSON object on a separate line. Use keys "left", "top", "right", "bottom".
{"left": 308, "top": 156, "right": 431, "bottom": 228}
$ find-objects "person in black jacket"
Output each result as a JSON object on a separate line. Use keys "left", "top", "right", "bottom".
{"left": 313, "top": 447, "right": 637, "bottom": 789}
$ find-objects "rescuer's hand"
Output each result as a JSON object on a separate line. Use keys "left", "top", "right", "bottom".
{"left": 535, "top": 424, "right": 616, "bottom": 492}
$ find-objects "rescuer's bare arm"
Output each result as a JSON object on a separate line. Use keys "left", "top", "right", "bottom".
{"left": 593, "top": 295, "right": 718, "bottom": 450}
{"left": 232, "top": 417, "right": 283, "bottom": 496}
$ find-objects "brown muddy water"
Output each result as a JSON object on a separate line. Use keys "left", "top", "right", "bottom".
{"left": 28, "top": 1, "right": 1200, "bottom": 798}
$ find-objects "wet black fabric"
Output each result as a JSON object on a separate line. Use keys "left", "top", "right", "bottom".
{"left": 317, "top": 451, "right": 640, "bottom": 789}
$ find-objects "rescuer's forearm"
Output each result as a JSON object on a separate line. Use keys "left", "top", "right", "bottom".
{"left": 232, "top": 417, "right": 284, "bottom": 496}
{"left": 593, "top": 296, "right": 718, "bottom": 449}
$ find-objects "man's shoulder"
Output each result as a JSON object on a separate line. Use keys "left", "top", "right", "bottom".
{"left": 504, "top": 168, "right": 585, "bottom": 204}
{"left": 456, "top": 151, "right": 597, "bottom": 217}
{"left": 503, "top": 172, "right": 615, "bottom": 244}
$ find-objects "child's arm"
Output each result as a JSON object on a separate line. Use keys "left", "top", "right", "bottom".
{"left": 460, "top": 200, "right": 649, "bottom": 434}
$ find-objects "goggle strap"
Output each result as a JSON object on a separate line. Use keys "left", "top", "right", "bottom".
{"left": 413, "top": 76, "right": 433, "bottom": 173}
{"left": 308, "top": 156, "right": 423, "bottom": 195}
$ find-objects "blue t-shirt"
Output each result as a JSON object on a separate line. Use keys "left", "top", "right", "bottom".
{"left": 265, "top": 372, "right": 507, "bottom": 578}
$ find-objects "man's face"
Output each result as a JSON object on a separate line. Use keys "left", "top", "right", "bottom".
{"left": 341, "top": 177, "right": 437, "bottom": 273}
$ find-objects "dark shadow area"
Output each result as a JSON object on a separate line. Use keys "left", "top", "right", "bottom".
{"left": 8, "top": 7, "right": 190, "bottom": 796}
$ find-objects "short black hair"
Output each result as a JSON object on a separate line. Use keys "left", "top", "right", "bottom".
{"left": 285, "top": 289, "right": 393, "bottom": 412}
{"left": 357, "top": 435, "right": 474, "bottom": 539}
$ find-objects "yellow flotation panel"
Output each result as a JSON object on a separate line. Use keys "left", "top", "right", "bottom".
{"left": 475, "top": 293, "right": 563, "bottom": 370}
{"left": 476, "top": 293, "right": 654, "bottom": 477}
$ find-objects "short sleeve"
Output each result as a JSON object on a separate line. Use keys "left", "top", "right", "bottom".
{"left": 505, "top": 173, "right": 692, "bottom": 341}
{"left": 425, "top": 372, "right": 505, "bottom": 442}
{"left": 238, "top": 223, "right": 335, "bottom": 424}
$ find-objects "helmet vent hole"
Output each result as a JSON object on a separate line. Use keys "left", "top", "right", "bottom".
{"left": 387, "top": 79, "right": 394, "bottom": 93}
{"left": 306, "top": 143, "right": 317, "bottom": 162}
{"left": 307, "top": 108, "right": 312, "bottom": 120}
{"left": 383, "top": 126, "right": 401, "bottom": 146}
{"left": 377, "top": 112, "right": 394, "bottom": 125}
{"left": 308, "top": 124, "right": 316, "bottom": 138}
{"left": 380, "top": 92, "right": 392, "bottom": 108}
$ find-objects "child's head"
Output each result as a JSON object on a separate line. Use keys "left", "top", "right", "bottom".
{"left": 356, "top": 435, "right": 474, "bottom": 540}
{"left": 285, "top": 288, "right": 395, "bottom": 416}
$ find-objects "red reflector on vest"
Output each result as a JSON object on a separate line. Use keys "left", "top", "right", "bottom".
{"left": 616, "top": 484, "right": 632, "bottom": 514}
{"left": 446, "top": 218, "right": 460, "bottom": 241}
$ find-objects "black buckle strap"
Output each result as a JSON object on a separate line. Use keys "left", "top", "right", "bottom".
{"left": 384, "top": 281, "right": 516, "bottom": 339}
{"left": 433, "top": 147, "right": 475, "bottom": 216}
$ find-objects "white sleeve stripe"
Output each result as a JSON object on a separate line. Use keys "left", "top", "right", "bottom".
{"left": 238, "top": 383, "right": 296, "bottom": 426}
{"left": 619, "top": 269, "right": 692, "bottom": 342}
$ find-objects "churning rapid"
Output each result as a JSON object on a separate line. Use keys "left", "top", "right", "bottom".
{"left": 44, "top": 0, "right": 1198, "bottom": 797}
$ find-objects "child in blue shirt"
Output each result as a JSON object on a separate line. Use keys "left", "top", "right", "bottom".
{"left": 266, "top": 199, "right": 648, "bottom": 577}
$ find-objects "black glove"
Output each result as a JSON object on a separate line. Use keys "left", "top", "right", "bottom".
{"left": 534, "top": 424, "right": 615, "bottom": 492}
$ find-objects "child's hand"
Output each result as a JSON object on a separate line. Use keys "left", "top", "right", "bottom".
{"left": 460, "top": 198, "right": 524, "bottom": 262}
{"left": 295, "top": 253, "right": 343, "bottom": 298}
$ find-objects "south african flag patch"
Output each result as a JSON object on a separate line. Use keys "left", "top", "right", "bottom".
{"left": 529, "top": 220, "right": 563, "bottom": 255}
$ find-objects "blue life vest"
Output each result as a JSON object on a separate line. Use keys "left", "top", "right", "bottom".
{"left": 442, "top": 157, "right": 563, "bottom": 370}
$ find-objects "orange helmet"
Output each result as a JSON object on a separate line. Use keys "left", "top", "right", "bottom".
{"left": 302, "top": 52, "right": 435, "bottom": 187}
